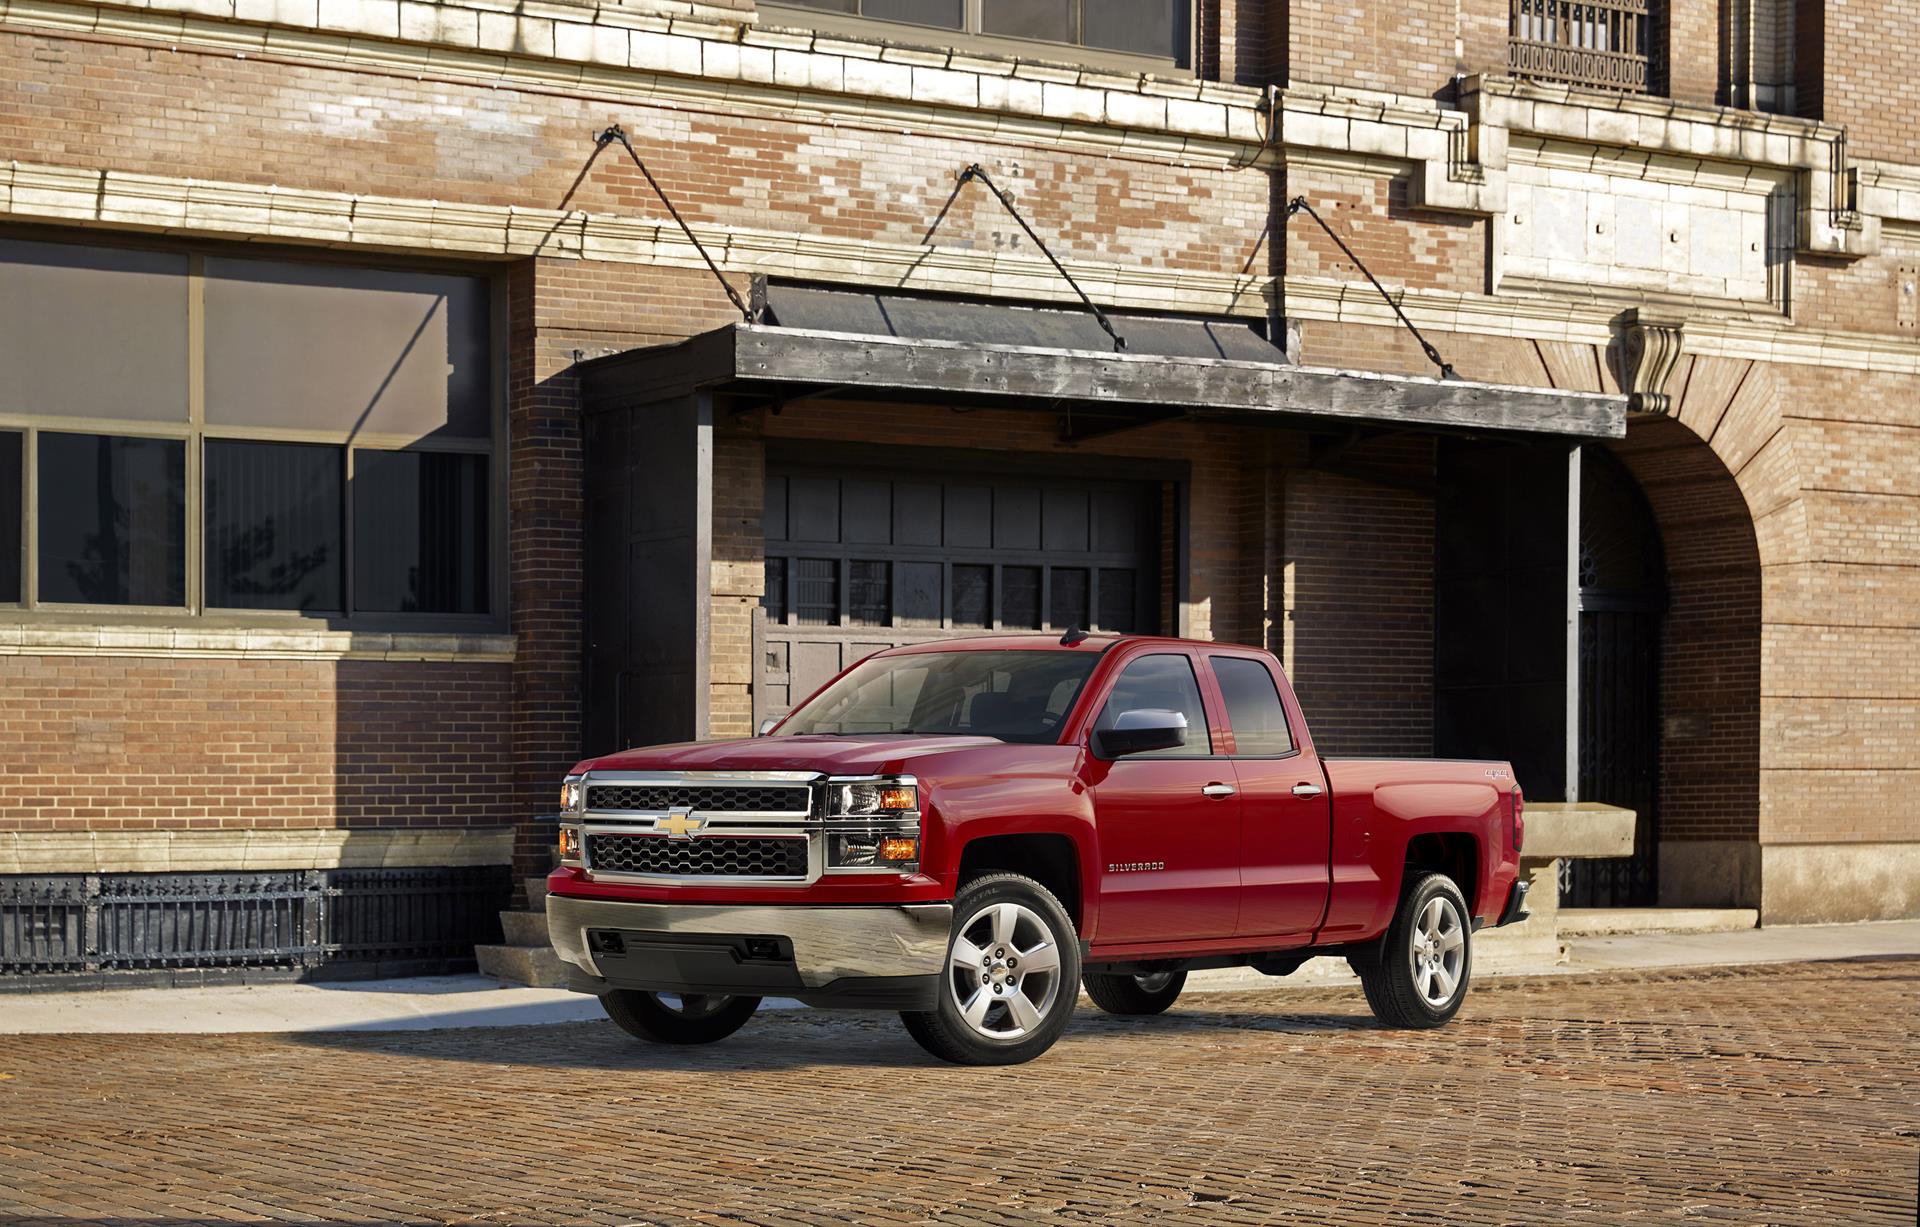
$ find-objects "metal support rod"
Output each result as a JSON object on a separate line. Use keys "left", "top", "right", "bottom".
{"left": 1284, "top": 195, "right": 1458, "bottom": 380}
{"left": 956, "top": 164, "right": 1126, "bottom": 352}
{"left": 595, "top": 125, "right": 753, "bottom": 323}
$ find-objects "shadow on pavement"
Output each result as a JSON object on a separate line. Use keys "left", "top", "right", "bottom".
{"left": 282, "top": 1000, "right": 1376, "bottom": 1071}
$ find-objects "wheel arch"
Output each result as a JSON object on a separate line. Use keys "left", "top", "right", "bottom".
{"left": 956, "top": 831, "right": 1087, "bottom": 931}
{"left": 1402, "top": 831, "right": 1481, "bottom": 920}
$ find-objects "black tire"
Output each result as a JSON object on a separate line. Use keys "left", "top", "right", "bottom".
{"left": 601, "top": 990, "right": 761, "bottom": 1045}
{"left": 1082, "top": 969, "right": 1188, "bottom": 1015}
{"left": 1353, "top": 871, "right": 1473, "bottom": 1029}
{"left": 901, "top": 873, "right": 1082, "bottom": 1065}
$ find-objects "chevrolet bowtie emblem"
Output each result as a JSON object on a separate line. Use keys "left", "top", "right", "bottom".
{"left": 655, "top": 810, "right": 705, "bottom": 839}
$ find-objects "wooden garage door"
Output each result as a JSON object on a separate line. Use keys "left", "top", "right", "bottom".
{"left": 754, "top": 467, "right": 1160, "bottom": 726}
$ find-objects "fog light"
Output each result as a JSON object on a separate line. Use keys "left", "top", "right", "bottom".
{"left": 878, "top": 836, "right": 918, "bottom": 862}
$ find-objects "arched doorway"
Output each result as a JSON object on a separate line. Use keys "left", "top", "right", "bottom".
{"left": 1563, "top": 445, "right": 1667, "bottom": 907}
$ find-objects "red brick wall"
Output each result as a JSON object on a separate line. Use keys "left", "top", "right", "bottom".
{"left": 0, "top": 657, "right": 514, "bottom": 830}
{"left": 1282, "top": 437, "right": 1438, "bottom": 759}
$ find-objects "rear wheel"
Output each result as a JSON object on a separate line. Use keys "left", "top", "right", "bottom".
{"left": 1082, "top": 968, "right": 1188, "bottom": 1015}
{"left": 1354, "top": 871, "right": 1472, "bottom": 1029}
{"left": 901, "top": 873, "right": 1081, "bottom": 1065}
{"left": 601, "top": 990, "right": 761, "bottom": 1045}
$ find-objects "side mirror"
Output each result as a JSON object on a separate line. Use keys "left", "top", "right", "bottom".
{"left": 1093, "top": 708, "right": 1188, "bottom": 759}
{"left": 757, "top": 717, "right": 781, "bottom": 736}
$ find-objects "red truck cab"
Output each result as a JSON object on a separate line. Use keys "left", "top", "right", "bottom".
{"left": 548, "top": 632, "right": 1528, "bottom": 1064}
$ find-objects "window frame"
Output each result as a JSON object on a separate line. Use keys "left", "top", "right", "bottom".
{"left": 0, "top": 229, "right": 509, "bottom": 631}
{"left": 1090, "top": 649, "right": 1218, "bottom": 759}
{"left": 760, "top": 0, "right": 1194, "bottom": 77}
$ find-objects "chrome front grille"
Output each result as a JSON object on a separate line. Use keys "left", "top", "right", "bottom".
{"left": 585, "top": 784, "right": 812, "bottom": 814}
{"left": 586, "top": 834, "right": 808, "bottom": 879}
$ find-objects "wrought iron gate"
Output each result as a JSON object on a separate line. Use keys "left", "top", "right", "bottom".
{"left": 1562, "top": 447, "right": 1665, "bottom": 907}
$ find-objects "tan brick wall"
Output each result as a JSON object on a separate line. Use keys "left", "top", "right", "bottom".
{"left": 1283, "top": 0, "right": 1459, "bottom": 96}
{"left": 1798, "top": 0, "right": 1920, "bottom": 160}
{"left": 0, "top": 658, "right": 514, "bottom": 831}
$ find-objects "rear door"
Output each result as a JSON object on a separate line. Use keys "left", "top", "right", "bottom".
{"left": 1084, "top": 649, "right": 1240, "bottom": 943}
{"left": 1206, "top": 651, "right": 1332, "bottom": 939}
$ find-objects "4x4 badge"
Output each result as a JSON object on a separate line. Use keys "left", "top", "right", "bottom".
{"left": 655, "top": 809, "right": 705, "bottom": 839}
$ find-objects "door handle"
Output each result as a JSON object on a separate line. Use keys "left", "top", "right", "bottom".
{"left": 1201, "top": 782, "right": 1236, "bottom": 799}
{"left": 1291, "top": 782, "right": 1324, "bottom": 799}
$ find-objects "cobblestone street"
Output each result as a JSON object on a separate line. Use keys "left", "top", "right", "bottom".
{"left": 1, "top": 959, "right": 1915, "bottom": 1225}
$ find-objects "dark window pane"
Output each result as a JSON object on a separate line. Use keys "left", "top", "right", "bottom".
{"left": 1095, "top": 653, "right": 1210, "bottom": 757}
{"left": 1097, "top": 567, "right": 1137, "bottom": 632}
{"left": 793, "top": 558, "right": 839, "bottom": 626}
{"left": 0, "top": 240, "right": 189, "bottom": 422}
{"left": 0, "top": 433, "right": 19, "bottom": 603}
{"left": 206, "top": 441, "right": 343, "bottom": 611}
{"left": 353, "top": 450, "right": 488, "bottom": 614}
{"left": 898, "top": 561, "right": 942, "bottom": 627}
{"left": 762, "top": 556, "right": 788, "bottom": 624}
{"left": 982, "top": 0, "right": 1073, "bottom": 41}
{"left": 850, "top": 559, "right": 891, "bottom": 627}
{"left": 1002, "top": 565, "right": 1041, "bottom": 629}
{"left": 864, "top": 0, "right": 963, "bottom": 26}
{"left": 1213, "top": 656, "right": 1294, "bottom": 755}
{"left": 1049, "top": 567, "right": 1089, "bottom": 629}
{"left": 38, "top": 433, "right": 185, "bottom": 606}
{"left": 204, "top": 259, "right": 491, "bottom": 442}
{"left": 953, "top": 564, "right": 992, "bottom": 628}
{"left": 779, "top": 0, "right": 856, "bottom": 9}
{"left": 1083, "top": 0, "right": 1182, "bottom": 55}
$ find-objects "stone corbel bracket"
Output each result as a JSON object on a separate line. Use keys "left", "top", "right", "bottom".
{"left": 1614, "top": 307, "right": 1687, "bottom": 415}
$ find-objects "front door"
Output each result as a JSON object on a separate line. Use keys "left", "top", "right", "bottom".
{"left": 1084, "top": 650, "right": 1240, "bottom": 944}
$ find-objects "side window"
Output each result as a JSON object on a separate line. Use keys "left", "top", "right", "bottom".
{"left": 1093, "top": 653, "right": 1211, "bottom": 757}
{"left": 1211, "top": 656, "right": 1295, "bottom": 756}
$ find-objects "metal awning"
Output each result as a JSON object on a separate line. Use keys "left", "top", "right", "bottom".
{"left": 580, "top": 288, "right": 1625, "bottom": 440}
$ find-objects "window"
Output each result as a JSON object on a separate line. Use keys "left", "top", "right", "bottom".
{"left": 37, "top": 433, "right": 186, "bottom": 607}
{"left": 0, "top": 236, "right": 499, "bottom": 624}
{"left": 770, "top": 0, "right": 1191, "bottom": 68}
{"left": 1508, "top": 0, "right": 1649, "bottom": 94}
{"left": 1094, "top": 653, "right": 1210, "bottom": 757}
{"left": 777, "top": 649, "right": 1097, "bottom": 742}
{"left": 1212, "top": 656, "right": 1295, "bottom": 756}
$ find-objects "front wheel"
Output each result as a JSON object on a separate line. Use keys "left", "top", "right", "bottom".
{"left": 901, "top": 873, "right": 1081, "bottom": 1065}
{"left": 601, "top": 990, "right": 761, "bottom": 1044}
{"left": 1354, "top": 871, "right": 1472, "bottom": 1028}
{"left": 1082, "top": 968, "right": 1187, "bottom": 1015}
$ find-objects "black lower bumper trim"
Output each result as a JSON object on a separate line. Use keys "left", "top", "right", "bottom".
{"left": 1497, "top": 878, "right": 1532, "bottom": 927}
{"left": 573, "top": 928, "right": 941, "bottom": 1011}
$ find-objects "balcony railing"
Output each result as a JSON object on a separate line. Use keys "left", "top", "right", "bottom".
{"left": 1509, "top": 0, "right": 1649, "bottom": 93}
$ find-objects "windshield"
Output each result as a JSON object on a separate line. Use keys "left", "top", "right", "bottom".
{"left": 775, "top": 650, "right": 1099, "bottom": 743}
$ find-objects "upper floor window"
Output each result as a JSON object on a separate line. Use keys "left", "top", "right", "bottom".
{"left": 1509, "top": 0, "right": 1649, "bottom": 94}
{"left": 767, "top": 0, "right": 1192, "bottom": 72}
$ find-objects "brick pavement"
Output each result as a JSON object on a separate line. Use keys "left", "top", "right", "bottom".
{"left": 0, "top": 959, "right": 1915, "bottom": 1225}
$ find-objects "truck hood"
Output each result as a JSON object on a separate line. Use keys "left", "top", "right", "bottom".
{"left": 577, "top": 734, "right": 1011, "bottom": 777}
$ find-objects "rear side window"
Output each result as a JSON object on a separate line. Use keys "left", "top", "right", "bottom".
{"left": 1211, "top": 656, "right": 1295, "bottom": 756}
{"left": 1094, "top": 653, "right": 1211, "bottom": 757}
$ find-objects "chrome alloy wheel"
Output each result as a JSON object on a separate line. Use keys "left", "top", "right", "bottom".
{"left": 1133, "top": 971, "right": 1177, "bottom": 994}
{"left": 1408, "top": 895, "right": 1467, "bottom": 1007}
{"left": 650, "top": 992, "right": 739, "bottom": 1017}
{"left": 946, "top": 900, "right": 1065, "bottom": 1040}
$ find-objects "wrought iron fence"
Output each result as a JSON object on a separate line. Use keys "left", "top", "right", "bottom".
{"left": 0, "top": 866, "right": 508, "bottom": 982}
{"left": 1509, "top": 0, "right": 1649, "bottom": 93}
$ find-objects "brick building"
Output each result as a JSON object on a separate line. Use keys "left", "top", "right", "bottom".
{"left": 2, "top": 0, "right": 1916, "bottom": 981}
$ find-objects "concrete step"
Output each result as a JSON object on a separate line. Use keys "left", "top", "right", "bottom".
{"left": 1559, "top": 908, "right": 1760, "bottom": 937}
{"left": 524, "top": 875, "right": 551, "bottom": 912}
{"left": 475, "top": 942, "right": 569, "bottom": 988}
{"left": 499, "top": 909, "right": 551, "bottom": 948}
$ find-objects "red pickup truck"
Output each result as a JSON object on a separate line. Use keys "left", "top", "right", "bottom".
{"left": 548, "top": 633, "right": 1528, "bottom": 1064}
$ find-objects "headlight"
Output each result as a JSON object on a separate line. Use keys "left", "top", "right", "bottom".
{"left": 825, "top": 776, "right": 920, "bottom": 873}
{"left": 560, "top": 776, "right": 584, "bottom": 813}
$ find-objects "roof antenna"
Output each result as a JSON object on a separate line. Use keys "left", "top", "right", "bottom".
{"left": 1060, "top": 626, "right": 1090, "bottom": 646}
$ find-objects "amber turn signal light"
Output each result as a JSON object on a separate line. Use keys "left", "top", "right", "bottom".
{"left": 878, "top": 836, "right": 918, "bottom": 862}
{"left": 559, "top": 827, "right": 581, "bottom": 858}
{"left": 876, "top": 786, "right": 918, "bottom": 811}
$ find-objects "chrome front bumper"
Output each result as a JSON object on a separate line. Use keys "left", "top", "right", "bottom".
{"left": 547, "top": 894, "right": 953, "bottom": 989}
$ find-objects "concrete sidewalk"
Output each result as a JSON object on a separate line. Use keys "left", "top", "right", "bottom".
{"left": 2, "top": 919, "right": 1915, "bottom": 1034}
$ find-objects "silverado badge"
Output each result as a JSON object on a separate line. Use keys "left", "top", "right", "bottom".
{"left": 655, "top": 810, "right": 705, "bottom": 839}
